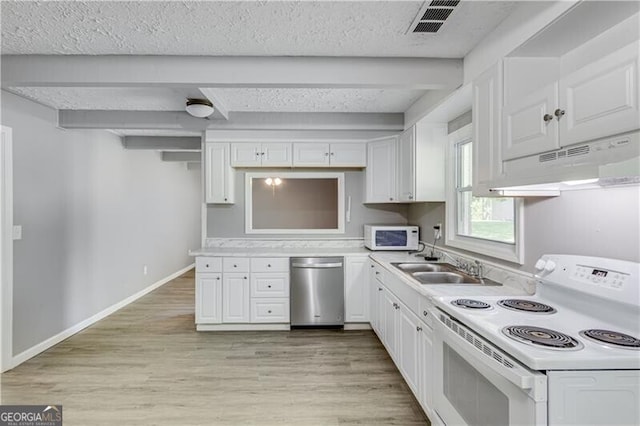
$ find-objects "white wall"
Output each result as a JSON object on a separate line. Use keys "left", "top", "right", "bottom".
{"left": 408, "top": 185, "right": 640, "bottom": 272}
{"left": 1, "top": 90, "right": 201, "bottom": 356}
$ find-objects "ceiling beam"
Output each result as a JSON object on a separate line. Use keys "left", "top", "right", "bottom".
{"left": 2, "top": 55, "right": 462, "bottom": 90}
{"left": 59, "top": 110, "right": 404, "bottom": 131}
{"left": 199, "top": 88, "right": 229, "bottom": 120}
{"left": 123, "top": 136, "right": 201, "bottom": 150}
{"left": 162, "top": 152, "right": 201, "bottom": 162}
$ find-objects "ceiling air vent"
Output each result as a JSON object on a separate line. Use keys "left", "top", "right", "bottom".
{"left": 410, "top": 0, "right": 460, "bottom": 34}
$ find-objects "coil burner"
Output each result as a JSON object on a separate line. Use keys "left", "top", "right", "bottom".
{"left": 451, "top": 299, "right": 491, "bottom": 310}
{"left": 498, "top": 299, "right": 557, "bottom": 314}
{"left": 579, "top": 329, "right": 640, "bottom": 350}
{"left": 503, "top": 325, "right": 583, "bottom": 350}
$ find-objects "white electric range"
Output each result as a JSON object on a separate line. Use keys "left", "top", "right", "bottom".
{"left": 430, "top": 254, "right": 640, "bottom": 426}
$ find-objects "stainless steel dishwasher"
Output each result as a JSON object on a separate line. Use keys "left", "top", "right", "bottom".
{"left": 290, "top": 257, "right": 344, "bottom": 327}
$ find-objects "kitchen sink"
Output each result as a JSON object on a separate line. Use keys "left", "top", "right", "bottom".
{"left": 392, "top": 262, "right": 456, "bottom": 273}
{"left": 390, "top": 262, "right": 499, "bottom": 286}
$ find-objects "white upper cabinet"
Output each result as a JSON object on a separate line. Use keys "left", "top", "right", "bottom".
{"left": 292, "top": 142, "right": 366, "bottom": 167}
{"left": 473, "top": 61, "right": 503, "bottom": 197}
{"left": 329, "top": 143, "right": 367, "bottom": 167}
{"left": 559, "top": 42, "right": 640, "bottom": 146}
{"left": 231, "top": 143, "right": 292, "bottom": 167}
{"left": 365, "top": 136, "right": 397, "bottom": 203}
{"left": 502, "top": 82, "right": 560, "bottom": 161}
{"left": 397, "top": 122, "right": 447, "bottom": 202}
{"left": 501, "top": 9, "right": 639, "bottom": 162}
{"left": 293, "top": 143, "right": 330, "bottom": 166}
{"left": 205, "top": 143, "right": 234, "bottom": 204}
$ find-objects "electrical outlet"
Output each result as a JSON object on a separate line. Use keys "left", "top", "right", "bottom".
{"left": 434, "top": 223, "right": 442, "bottom": 240}
{"left": 12, "top": 225, "right": 22, "bottom": 240}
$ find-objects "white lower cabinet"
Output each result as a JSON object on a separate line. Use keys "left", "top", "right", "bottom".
{"left": 250, "top": 298, "right": 289, "bottom": 323}
{"left": 195, "top": 273, "right": 222, "bottom": 324}
{"left": 344, "top": 256, "right": 369, "bottom": 322}
{"left": 222, "top": 273, "right": 250, "bottom": 323}
{"left": 196, "top": 256, "right": 290, "bottom": 328}
{"left": 369, "top": 260, "right": 436, "bottom": 419}
{"left": 398, "top": 306, "right": 421, "bottom": 395}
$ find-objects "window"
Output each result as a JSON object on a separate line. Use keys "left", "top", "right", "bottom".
{"left": 445, "top": 124, "right": 523, "bottom": 263}
{"left": 245, "top": 172, "right": 345, "bottom": 234}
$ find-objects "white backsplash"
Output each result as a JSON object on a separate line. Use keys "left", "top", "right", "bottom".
{"left": 205, "top": 238, "right": 365, "bottom": 249}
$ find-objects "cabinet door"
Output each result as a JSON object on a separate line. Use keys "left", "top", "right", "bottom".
{"left": 368, "top": 261, "right": 379, "bottom": 333}
{"left": 473, "top": 61, "right": 503, "bottom": 197}
{"left": 293, "top": 143, "right": 330, "bottom": 166}
{"left": 262, "top": 143, "right": 292, "bottom": 167}
{"left": 502, "top": 83, "right": 559, "bottom": 161}
{"left": 329, "top": 143, "right": 367, "bottom": 167}
{"left": 419, "top": 323, "right": 434, "bottom": 414}
{"left": 205, "top": 143, "right": 234, "bottom": 204}
{"left": 196, "top": 273, "right": 222, "bottom": 324}
{"left": 382, "top": 289, "right": 399, "bottom": 361}
{"left": 398, "top": 305, "right": 420, "bottom": 396}
{"left": 365, "top": 137, "right": 397, "bottom": 202}
{"left": 397, "top": 127, "right": 416, "bottom": 202}
{"left": 231, "top": 143, "right": 262, "bottom": 167}
{"left": 559, "top": 42, "right": 640, "bottom": 147}
{"left": 344, "top": 257, "right": 369, "bottom": 322}
{"left": 222, "top": 273, "right": 250, "bottom": 323}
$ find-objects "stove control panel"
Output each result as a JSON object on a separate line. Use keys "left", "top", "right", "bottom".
{"left": 573, "top": 265, "right": 628, "bottom": 289}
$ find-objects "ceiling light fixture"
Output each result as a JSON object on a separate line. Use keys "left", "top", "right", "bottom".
{"left": 265, "top": 177, "right": 282, "bottom": 186}
{"left": 185, "top": 98, "right": 214, "bottom": 118}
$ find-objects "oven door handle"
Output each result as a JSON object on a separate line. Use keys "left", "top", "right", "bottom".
{"left": 435, "top": 312, "right": 547, "bottom": 401}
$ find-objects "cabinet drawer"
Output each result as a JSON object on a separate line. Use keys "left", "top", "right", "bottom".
{"left": 250, "top": 298, "right": 290, "bottom": 323}
{"left": 196, "top": 257, "right": 222, "bottom": 273}
{"left": 251, "top": 273, "right": 289, "bottom": 298}
{"left": 251, "top": 257, "right": 289, "bottom": 272}
{"left": 223, "top": 257, "right": 250, "bottom": 272}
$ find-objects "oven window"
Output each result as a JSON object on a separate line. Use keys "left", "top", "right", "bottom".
{"left": 375, "top": 231, "right": 407, "bottom": 247}
{"left": 443, "top": 343, "right": 509, "bottom": 426}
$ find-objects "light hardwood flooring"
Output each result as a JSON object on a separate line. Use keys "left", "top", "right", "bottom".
{"left": 1, "top": 270, "right": 430, "bottom": 425}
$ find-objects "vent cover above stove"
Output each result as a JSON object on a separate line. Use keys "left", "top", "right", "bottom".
{"left": 409, "top": 0, "right": 460, "bottom": 33}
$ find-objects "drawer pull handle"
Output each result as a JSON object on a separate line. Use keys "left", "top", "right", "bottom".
{"left": 543, "top": 113, "right": 553, "bottom": 123}
{"left": 417, "top": 326, "right": 422, "bottom": 332}
{"left": 244, "top": 276, "right": 247, "bottom": 280}
{"left": 268, "top": 310, "right": 272, "bottom": 314}
{"left": 233, "top": 264, "right": 238, "bottom": 268}
{"left": 267, "top": 264, "right": 271, "bottom": 267}
{"left": 267, "top": 285, "right": 272, "bottom": 288}
{"left": 378, "top": 288, "right": 383, "bottom": 291}
{"left": 205, "top": 264, "right": 209, "bottom": 268}
{"left": 216, "top": 277, "right": 220, "bottom": 281}
{"left": 423, "top": 310, "right": 428, "bottom": 317}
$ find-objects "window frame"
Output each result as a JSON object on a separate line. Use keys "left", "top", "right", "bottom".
{"left": 245, "top": 171, "right": 345, "bottom": 235}
{"left": 445, "top": 124, "right": 524, "bottom": 264}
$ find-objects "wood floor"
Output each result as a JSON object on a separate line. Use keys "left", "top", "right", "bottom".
{"left": 0, "top": 269, "right": 429, "bottom": 425}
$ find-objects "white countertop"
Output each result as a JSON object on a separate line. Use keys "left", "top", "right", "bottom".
{"left": 190, "top": 246, "right": 372, "bottom": 257}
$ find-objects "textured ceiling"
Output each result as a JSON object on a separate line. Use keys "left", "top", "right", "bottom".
{"left": 1, "top": 1, "right": 517, "bottom": 57}
{"left": 8, "top": 87, "right": 202, "bottom": 111}
{"left": 1, "top": 1, "right": 519, "bottom": 137}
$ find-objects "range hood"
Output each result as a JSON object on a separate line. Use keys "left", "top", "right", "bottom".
{"left": 489, "top": 131, "right": 640, "bottom": 196}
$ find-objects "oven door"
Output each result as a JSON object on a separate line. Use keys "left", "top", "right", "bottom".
{"left": 433, "top": 310, "right": 548, "bottom": 426}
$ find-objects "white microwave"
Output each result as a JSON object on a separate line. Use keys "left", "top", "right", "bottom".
{"left": 364, "top": 225, "right": 419, "bottom": 251}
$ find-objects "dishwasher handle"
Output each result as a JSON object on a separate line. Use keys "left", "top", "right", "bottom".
{"left": 291, "top": 262, "right": 343, "bottom": 268}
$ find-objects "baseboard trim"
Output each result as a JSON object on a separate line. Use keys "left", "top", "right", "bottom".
{"left": 196, "top": 323, "right": 290, "bottom": 331}
{"left": 344, "top": 323, "right": 372, "bottom": 330}
{"left": 8, "top": 263, "right": 194, "bottom": 371}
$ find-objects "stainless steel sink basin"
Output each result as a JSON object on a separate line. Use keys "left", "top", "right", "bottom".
{"left": 413, "top": 271, "right": 482, "bottom": 284}
{"left": 390, "top": 262, "right": 499, "bottom": 286}
{"left": 391, "top": 262, "right": 457, "bottom": 273}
